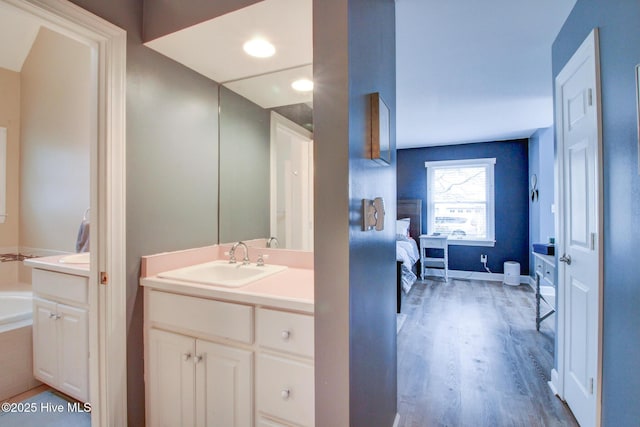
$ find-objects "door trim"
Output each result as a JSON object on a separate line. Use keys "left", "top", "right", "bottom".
{"left": 0, "top": 0, "right": 127, "bottom": 425}
{"left": 553, "top": 28, "right": 603, "bottom": 427}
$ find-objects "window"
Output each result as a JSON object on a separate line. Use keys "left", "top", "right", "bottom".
{"left": 0, "top": 127, "right": 6, "bottom": 224}
{"left": 425, "top": 158, "right": 496, "bottom": 246}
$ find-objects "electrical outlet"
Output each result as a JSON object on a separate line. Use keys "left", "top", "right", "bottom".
{"left": 480, "top": 254, "right": 487, "bottom": 263}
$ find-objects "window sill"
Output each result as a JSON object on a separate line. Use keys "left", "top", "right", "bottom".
{"left": 447, "top": 239, "right": 496, "bottom": 247}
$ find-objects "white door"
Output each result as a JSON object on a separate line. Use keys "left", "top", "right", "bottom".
{"left": 196, "top": 339, "right": 253, "bottom": 427}
{"left": 270, "top": 112, "right": 314, "bottom": 251}
{"left": 556, "top": 29, "right": 602, "bottom": 427}
{"left": 148, "top": 329, "right": 196, "bottom": 427}
{"left": 33, "top": 297, "right": 58, "bottom": 384}
{"left": 58, "top": 304, "right": 89, "bottom": 402}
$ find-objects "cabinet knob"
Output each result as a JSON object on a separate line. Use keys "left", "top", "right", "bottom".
{"left": 183, "top": 353, "right": 192, "bottom": 361}
{"left": 49, "top": 312, "right": 56, "bottom": 319}
{"left": 194, "top": 355, "right": 203, "bottom": 364}
{"left": 281, "top": 389, "right": 291, "bottom": 400}
{"left": 281, "top": 330, "right": 291, "bottom": 341}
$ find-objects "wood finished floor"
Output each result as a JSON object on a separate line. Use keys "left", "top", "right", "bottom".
{"left": 397, "top": 278, "right": 579, "bottom": 427}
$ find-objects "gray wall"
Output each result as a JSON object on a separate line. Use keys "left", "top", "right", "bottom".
{"left": 553, "top": 1, "right": 640, "bottom": 425}
{"left": 20, "top": 28, "right": 91, "bottom": 253}
{"left": 69, "top": 1, "right": 219, "bottom": 425}
{"left": 314, "top": 0, "right": 397, "bottom": 425}
{"left": 142, "top": 0, "right": 261, "bottom": 42}
{"left": 218, "top": 86, "right": 270, "bottom": 243}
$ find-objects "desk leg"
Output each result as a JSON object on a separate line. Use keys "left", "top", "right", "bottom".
{"left": 535, "top": 273, "right": 541, "bottom": 331}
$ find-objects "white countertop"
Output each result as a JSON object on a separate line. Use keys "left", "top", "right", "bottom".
{"left": 141, "top": 266, "right": 314, "bottom": 314}
{"left": 24, "top": 254, "right": 91, "bottom": 277}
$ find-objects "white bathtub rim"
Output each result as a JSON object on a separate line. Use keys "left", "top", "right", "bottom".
{"left": 0, "top": 291, "right": 33, "bottom": 333}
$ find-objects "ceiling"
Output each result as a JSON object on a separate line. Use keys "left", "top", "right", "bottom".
{"left": 145, "top": 0, "right": 312, "bottom": 109}
{"left": 0, "top": 6, "right": 40, "bottom": 72}
{"left": 396, "top": 0, "right": 577, "bottom": 147}
{"left": 0, "top": 0, "right": 577, "bottom": 148}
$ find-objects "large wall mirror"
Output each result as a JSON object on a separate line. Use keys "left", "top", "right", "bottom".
{"left": 146, "top": 0, "right": 313, "bottom": 251}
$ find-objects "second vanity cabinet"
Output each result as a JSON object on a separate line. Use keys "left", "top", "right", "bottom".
{"left": 31, "top": 268, "right": 89, "bottom": 402}
{"left": 144, "top": 288, "right": 315, "bottom": 427}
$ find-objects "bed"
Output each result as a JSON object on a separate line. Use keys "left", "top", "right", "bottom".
{"left": 396, "top": 199, "right": 422, "bottom": 312}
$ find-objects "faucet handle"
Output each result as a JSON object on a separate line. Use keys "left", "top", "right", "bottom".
{"left": 224, "top": 250, "right": 237, "bottom": 264}
{"left": 256, "top": 254, "right": 269, "bottom": 266}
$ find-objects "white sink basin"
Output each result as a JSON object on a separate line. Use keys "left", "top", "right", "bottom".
{"left": 158, "top": 260, "right": 288, "bottom": 287}
{"left": 59, "top": 253, "right": 90, "bottom": 264}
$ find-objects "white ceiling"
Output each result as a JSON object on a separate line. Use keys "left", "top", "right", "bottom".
{"left": 0, "top": 0, "right": 577, "bottom": 148}
{"left": 145, "top": 0, "right": 312, "bottom": 108}
{"left": 0, "top": 6, "right": 40, "bottom": 72}
{"left": 396, "top": 0, "right": 576, "bottom": 147}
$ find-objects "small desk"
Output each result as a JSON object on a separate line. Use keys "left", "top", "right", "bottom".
{"left": 419, "top": 234, "right": 448, "bottom": 281}
{"left": 533, "top": 252, "right": 556, "bottom": 331}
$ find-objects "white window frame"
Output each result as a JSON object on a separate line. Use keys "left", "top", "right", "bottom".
{"left": 425, "top": 158, "right": 496, "bottom": 247}
{"left": 0, "top": 127, "right": 6, "bottom": 224}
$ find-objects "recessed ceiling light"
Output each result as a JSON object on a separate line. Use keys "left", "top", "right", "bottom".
{"left": 291, "top": 79, "right": 314, "bottom": 92}
{"left": 243, "top": 38, "right": 276, "bottom": 58}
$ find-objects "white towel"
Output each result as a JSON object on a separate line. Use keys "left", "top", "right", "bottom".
{"left": 75, "top": 219, "right": 90, "bottom": 253}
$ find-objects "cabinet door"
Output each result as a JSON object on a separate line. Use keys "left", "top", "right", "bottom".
{"left": 57, "top": 303, "right": 89, "bottom": 402}
{"left": 195, "top": 340, "right": 252, "bottom": 427}
{"left": 148, "top": 329, "right": 196, "bottom": 427}
{"left": 33, "top": 297, "right": 58, "bottom": 385}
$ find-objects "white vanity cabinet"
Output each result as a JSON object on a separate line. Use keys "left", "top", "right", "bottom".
{"left": 31, "top": 268, "right": 89, "bottom": 402}
{"left": 144, "top": 287, "right": 315, "bottom": 427}
{"left": 147, "top": 328, "right": 252, "bottom": 427}
{"left": 145, "top": 290, "right": 254, "bottom": 427}
{"left": 256, "top": 308, "right": 314, "bottom": 426}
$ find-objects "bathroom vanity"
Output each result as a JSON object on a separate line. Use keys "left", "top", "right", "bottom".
{"left": 140, "top": 245, "right": 314, "bottom": 427}
{"left": 24, "top": 254, "right": 91, "bottom": 402}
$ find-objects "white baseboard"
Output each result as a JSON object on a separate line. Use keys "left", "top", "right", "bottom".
{"left": 425, "top": 268, "right": 531, "bottom": 284}
{"left": 392, "top": 413, "right": 400, "bottom": 427}
{"left": 549, "top": 369, "right": 562, "bottom": 399}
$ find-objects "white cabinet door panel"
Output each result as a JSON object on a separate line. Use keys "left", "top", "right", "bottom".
{"left": 148, "top": 329, "right": 196, "bottom": 427}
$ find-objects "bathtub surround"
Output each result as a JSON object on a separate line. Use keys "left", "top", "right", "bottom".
{"left": 0, "top": 291, "right": 39, "bottom": 402}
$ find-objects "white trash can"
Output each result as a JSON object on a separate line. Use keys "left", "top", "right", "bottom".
{"left": 503, "top": 261, "right": 520, "bottom": 286}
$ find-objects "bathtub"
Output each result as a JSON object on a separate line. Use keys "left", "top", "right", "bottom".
{"left": 0, "top": 292, "right": 33, "bottom": 332}
{"left": 0, "top": 291, "right": 40, "bottom": 401}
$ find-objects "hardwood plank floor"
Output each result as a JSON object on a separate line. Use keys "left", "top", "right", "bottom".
{"left": 397, "top": 278, "right": 578, "bottom": 427}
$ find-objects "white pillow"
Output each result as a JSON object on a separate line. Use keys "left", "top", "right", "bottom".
{"left": 396, "top": 218, "right": 411, "bottom": 236}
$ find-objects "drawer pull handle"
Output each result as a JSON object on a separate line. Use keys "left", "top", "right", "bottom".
{"left": 183, "top": 353, "right": 192, "bottom": 361}
{"left": 281, "top": 389, "right": 291, "bottom": 400}
{"left": 281, "top": 330, "right": 291, "bottom": 341}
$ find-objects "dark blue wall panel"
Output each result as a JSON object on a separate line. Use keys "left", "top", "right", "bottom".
{"left": 398, "top": 140, "right": 529, "bottom": 274}
{"left": 553, "top": 1, "right": 640, "bottom": 425}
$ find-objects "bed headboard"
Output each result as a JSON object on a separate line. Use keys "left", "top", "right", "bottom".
{"left": 397, "top": 199, "right": 422, "bottom": 239}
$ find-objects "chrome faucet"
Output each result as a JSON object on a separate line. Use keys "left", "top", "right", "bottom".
{"left": 266, "top": 236, "right": 279, "bottom": 248}
{"left": 228, "top": 241, "right": 250, "bottom": 265}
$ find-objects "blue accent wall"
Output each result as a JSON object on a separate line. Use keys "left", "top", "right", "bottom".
{"left": 528, "top": 127, "right": 555, "bottom": 277}
{"left": 398, "top": 140, "right": 529, "bottom": 274}
{"left": 553, "top": 1, "right": 640, "bottom": 425}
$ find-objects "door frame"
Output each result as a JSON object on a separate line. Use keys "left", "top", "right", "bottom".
{"left": 0, "top": 0, "right": 127, "bottom": 425}
{"left": 552, "top": 28, "right": 603, "bottom": 426}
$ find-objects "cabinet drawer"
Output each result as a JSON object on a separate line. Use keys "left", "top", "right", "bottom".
{"left": 148, "top": 291, "right": 253, "bottom": 344}
{"left": 32, "top": 269, "right": 88, "bottom": 304}
{"left": 257, "top": 354, "right": 314, "bottom": 427}
{"left": 257, "top": 309, "right": 313, "bottom": 358}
